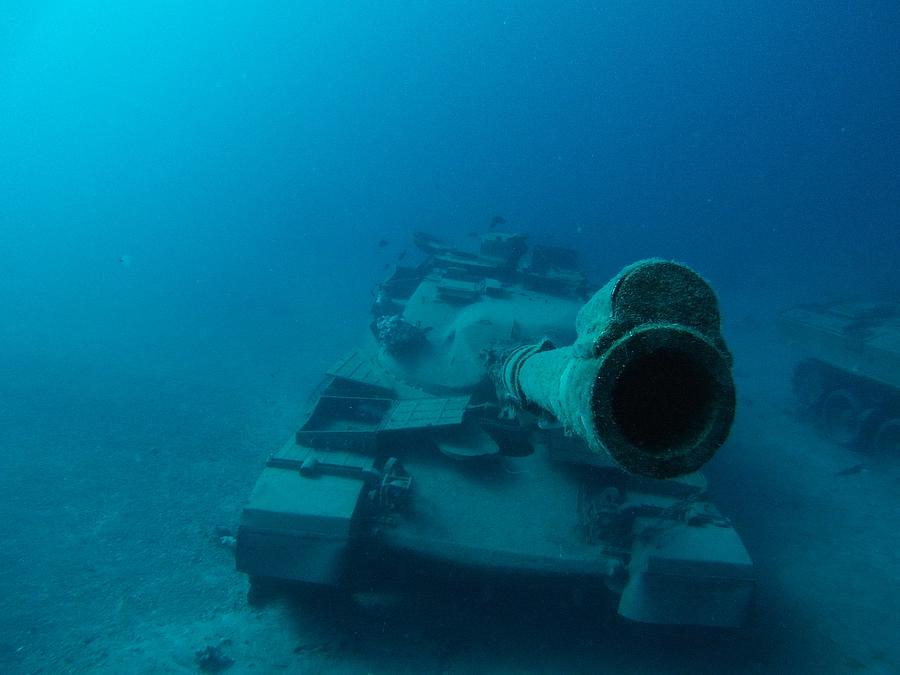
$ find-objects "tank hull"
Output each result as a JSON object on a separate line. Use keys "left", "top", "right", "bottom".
{"left": 236, "top": 408, "right": 754, "bottom": 627}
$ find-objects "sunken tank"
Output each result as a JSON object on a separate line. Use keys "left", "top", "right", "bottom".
{"left": 780, "top": 300, "right": 900, "bottom": 456}
{"left": 236, "top": 231, "right": 754, "bottom": 627}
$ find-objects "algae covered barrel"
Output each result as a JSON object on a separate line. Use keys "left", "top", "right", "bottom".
{"left": 498, "top": 259, "right": 735, "bottom": 478}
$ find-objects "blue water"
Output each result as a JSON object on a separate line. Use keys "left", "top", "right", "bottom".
{"left": 1, "top": 2, "right": 899, "bottom": 673}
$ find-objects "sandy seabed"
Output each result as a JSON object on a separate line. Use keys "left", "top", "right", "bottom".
{"left": 1, "top": 312, "right": 898, "bottom": 675}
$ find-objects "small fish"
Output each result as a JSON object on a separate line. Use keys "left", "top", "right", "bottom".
{"left": 396, "top": 249, "right": 407, "bottom": 261}
{"left": 509, "top": 319, "right": 523, "bottom": 341}
{"left": 490, "top": 215, "right": 506, "bottom": 229}
{"left": 118, "top": 254, "right": 132, "bottom": 267}
{"left": 377, "top": 239, "right": 389, "bottom": 248}
{"left": 467, "top": 231, "right": 478, "bottom": 237}
{"left": 834, "top": 463, "right": 866, "bottom": 477}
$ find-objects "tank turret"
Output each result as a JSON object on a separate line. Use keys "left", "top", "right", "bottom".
{"left": 236, "top": 230, "right": 754, "bottom": 628}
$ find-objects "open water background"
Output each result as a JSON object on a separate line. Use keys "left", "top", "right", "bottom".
{"left": 1, "top": 2, "right": 899, "bottom": 673}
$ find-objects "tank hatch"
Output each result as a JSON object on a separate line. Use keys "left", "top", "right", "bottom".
{"left": 380, "top": 395, "right": 470, "bottom": 431}
{"left": 326, "top": 349, "right": 396, "bottom": 396}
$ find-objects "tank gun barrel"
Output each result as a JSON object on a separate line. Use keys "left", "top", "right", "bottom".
{"left": 498, "top": 259, "right": 735, "bottom": 478}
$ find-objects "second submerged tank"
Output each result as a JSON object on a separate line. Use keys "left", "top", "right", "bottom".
{"left": 780, "top": 300, "right": 900, "bottom": 455}
{"left": 236, "top": 230, "right": 754, "bottom": 627}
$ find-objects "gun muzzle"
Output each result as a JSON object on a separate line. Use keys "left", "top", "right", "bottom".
{"left": 499, "top": 259, "right": 735, "bottom": 478}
